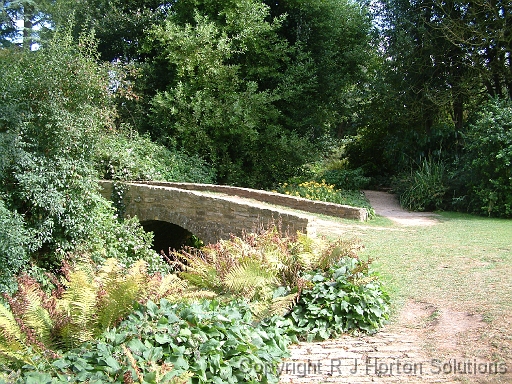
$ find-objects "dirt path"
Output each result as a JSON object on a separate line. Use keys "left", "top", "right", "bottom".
{"left": 279, "top": 191, "right": 510, "bottom": 384}
{"left": 363, "top": 190, "right": 441, "bottom": 226}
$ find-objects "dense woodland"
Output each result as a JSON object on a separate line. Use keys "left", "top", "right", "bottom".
{"left": 0, "top": 0, "right": 511, "bottom": 381}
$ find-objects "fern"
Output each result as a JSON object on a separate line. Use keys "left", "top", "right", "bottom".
{"left": 56, "top": 269, "right": 97, "bottom": 348}
{"left": 223, "top": 261, "right": 277, "bottom": 301}
{"left": 146, "top": 273, "right": 188, "bottom": 301}
{"left": 19, "top": 284, "right": 53, "bottom": 348}
{"left": 0, "top": 303, "right": 34, "bottom": 366}
{"left": 174, "top": 224, "right": 365, "bottom": 323}
{"left": 250, "top": 292, "right": 300, "bottom": 321}
{"left": 96, "top": 259, "right": 146, "bottom": 332}
{"left": 176, "top": 249, "right": 224, "bottom": 292}
{"left": 0, "top": 256, "right": 195, "bottom": 370}
{"left": 314, "top": 238, "right": 362, "bottom": 271}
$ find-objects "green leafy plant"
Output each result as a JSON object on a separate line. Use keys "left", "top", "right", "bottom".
{"left": 393, "top": 157, "right": 449, "bottom": 211}
{"left": 174, "top": 225, "right": 367, "bottom": 320}
{"left": 276, "top": 181, "right": 375, "bottom": 218}
{"left": 288, "top": 256, "right": 389, "bottom": 341}
{"left": 11, "top": 299, "right": 291, "bottom": 383}
{"left": 174, "top": 227, "right": 311, "bottom": 319}
{"left": 460, "top": 98, "right": 512, "bottom": 217}
{"left": 0, "top": 199, "right": 31, "bottom": 293}
{"left": 94, "top": 126, "right": 215, "bottom": 184}
{"left": 318, "top": 167, "right": 371, "bottom": 191}
{"left": 0, "top": 258, "right": 188, "bottom": 369}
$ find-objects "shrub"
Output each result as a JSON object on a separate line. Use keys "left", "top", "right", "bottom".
{"left": 393, "top": 157, "right": 449, "bottom": 211}
{"left": 94, "top": 126, "right": 215, "bottom": 183}
{"left": 83, "top": 200, "right": 169, "bottom": 274}
{"left": 1, "top": 228, "right": 391, "bottom": 382}
{"left": 0, "top": 33, "right": 172, "bottom": 279}
{"left": 460, "top": 98, "right": 512, "bottom": 217}
{"left": 276, "top": 181, "right": 375, "bottom": 218}
{"left": 175, "top": 227, "right": 309, "bottom": 319}
{"left": 317, "top": 167, "right": 371, "bottom": 191}
{"left": 288, "top": 257, "right": 390, "bottom": 341}
{"left": 173, "top": 225, "right": 369, "bottom": 319}
{"left": 0, "top": 258, "right": 187, "bottom": 370}
{"left": 0, "top": 31, "right": 113, "bottom": 266}
{"left": 0, "top": 200, "right": 31, "bottom": 293}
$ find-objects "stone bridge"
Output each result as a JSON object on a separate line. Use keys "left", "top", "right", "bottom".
{"left": 99, "top": 181, "right": 367, "bottom": 249}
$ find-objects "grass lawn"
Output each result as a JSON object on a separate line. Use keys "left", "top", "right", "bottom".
{"left": 317, "top": 211, "right": 512, "bottom": 377}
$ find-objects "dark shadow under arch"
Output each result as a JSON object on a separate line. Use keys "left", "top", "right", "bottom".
{"left": 140, "top": 220, "right": 199, "bottom": 254}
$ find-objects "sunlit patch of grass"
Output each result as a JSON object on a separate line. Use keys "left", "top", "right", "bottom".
{"left": 316, "top": 211, "right": 512, "bottom": 364}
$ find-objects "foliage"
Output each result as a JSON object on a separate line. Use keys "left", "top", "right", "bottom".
{"left": 460, "top": 98, "right": 512, "bottom": 217}
{"left": 0, "top": 0, "right": 52, "bottom": 49}
{"left": 288, "top": 257, "right": 390, "bottom": 341}
{"left": 1, "top": 228, "right": 390, "bottom": 382}
{"left": 0, "top": 29, "right": 169, "bottom": 279}
{"left": 9, "top": 299, "right": 291, "bottom": 383}
{"left": 318, "top": 168, "right": 371, "bottom": 192}
{"left": 344, "top": 0, "right": 485, "bottom": 180}
{"left": 83, "top": 207, "right": 168, "bottom": 274}
{"left": 264, "top": 0, "right": 375, "bottom": 134}
{"left": 277, "top": 181, "right": 375, "bottom": 218}
{"left": 147, "top": 1, "right": 316, "bottom": 188}
{"left": 37, "top": 0, "right": 376, "bottom": 188}
{"left": 0, "top": 199, "right": 31, "bottom": 293}
{"left": 0, "top": 31, "right": 111, "bottom": 261}
{"left": 94, "top": 125, "right": 215, "bottom": 183}
{"left": 299, "top": 145, "right": 371, "bottom": 190}
{"left": 49, "top": 0, "right": 169, "bottom": 62}
{"left": 431, "top": 0, "right": 512, "bottom": 99}
{"left": 174, "top": 226, "right": 366, "bottom": 319}
{"left": 0, "top": 258, "right": 187, "bottom": 369}
{"left": 392, "top": 157, "right": 449, "bottom": 212}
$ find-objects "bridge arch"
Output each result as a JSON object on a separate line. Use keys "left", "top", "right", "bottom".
{"left": 98, "top": 181, "right": 318, "bottom": 246}
{"left": 139, "top": 220, "right": 196, "bottom": 254}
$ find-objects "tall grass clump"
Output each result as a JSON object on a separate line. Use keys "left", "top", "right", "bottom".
{"left": 393, "top": 157, "right": 448, "bottom": 211}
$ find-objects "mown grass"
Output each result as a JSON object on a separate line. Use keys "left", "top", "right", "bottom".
{"left": 317, "top": 211, "right": 512, "bottom": 365}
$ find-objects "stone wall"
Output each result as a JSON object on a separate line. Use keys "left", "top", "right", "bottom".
{"left": 131, "top": 181, "right": 368, "bottom": 221}
{"left": 98, "top": 181, "right": 316, "bottom": 245}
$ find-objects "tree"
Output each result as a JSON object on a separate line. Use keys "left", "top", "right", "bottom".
{"left": 346, "top": 0, "right": 483, "bottom": 176}
{"left": 0, "top": 0, "right": 55, "bottom": 49}
{"left": 147, "top": 0, "right": 316, "bottom": 187}
{"left": 434, "top": 0, "right": 512, "bottom": 100}
{"left": 46, "top": 0, "right": 375, "bottom": 187}
{"left": 264, "top": 0, "right": 375, "bottom": 137}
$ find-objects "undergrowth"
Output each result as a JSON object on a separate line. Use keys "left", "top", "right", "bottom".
{"left": 1, "top": 226, "right": 390, "bottom": 383}
{"left": 288, "top": 257, "right": 390, "bottom": 341}
{"left": 0, "top": 258, "right": 188, "bottom": 369}
{"left": 276, "top": 181, "right": 375, "bottom": 218}
{"left": 172, "top": 226, "right": 369, "bottom": 320}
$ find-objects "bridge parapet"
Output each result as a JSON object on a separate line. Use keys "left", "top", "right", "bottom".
{"left": 132, "top": 181, "right": 368, "bottom": 221}
{"left": 98, "top": 181, "right": 317, "bottom": 245}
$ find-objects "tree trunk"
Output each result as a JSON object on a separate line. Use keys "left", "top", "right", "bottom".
{"left": 22, "top": 3, "right": 34, "bottom": 50}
